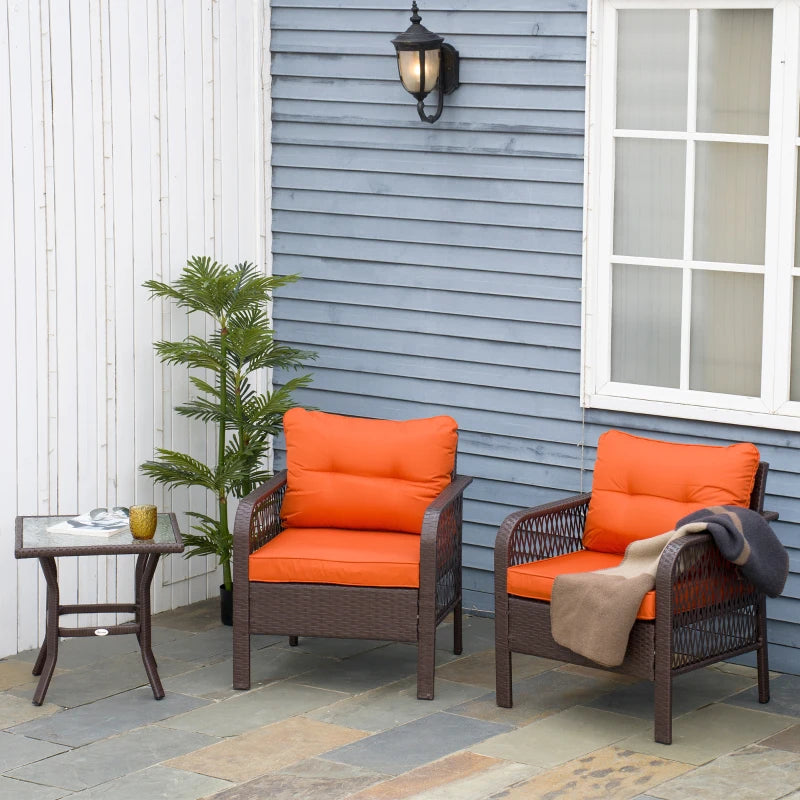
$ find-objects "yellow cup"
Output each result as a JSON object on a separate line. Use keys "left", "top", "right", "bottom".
{"left": 129, "top": 505, "right": 158, "bottom": 539}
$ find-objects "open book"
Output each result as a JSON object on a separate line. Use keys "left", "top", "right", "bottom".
{"left": 47, "top": 512, "right": 130, "bottom": 537}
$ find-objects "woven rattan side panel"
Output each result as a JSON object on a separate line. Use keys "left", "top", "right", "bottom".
{"left": 248, "top": 583, "right": 419, "bottom": 641}
{"left": 435, "top": 493, "right": 462, "bottom": 622}
{"left": 249, "top": 484, "right": 286, "bottom": 553}
{"left": 509, "top": 500, "right": 589, "bottom": 566}
{"left": 670, "top": 543, "right": 760, "bottom": 670}
{"left": 508, "top": 596, "right": 655, "bottom": 679}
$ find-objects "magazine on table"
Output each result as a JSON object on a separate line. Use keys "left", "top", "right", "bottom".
{"left": 47, "top": 508, "right": 131, "bottom": 537}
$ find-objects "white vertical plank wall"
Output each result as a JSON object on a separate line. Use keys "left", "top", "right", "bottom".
{"left": 0, "top": 0, "right": 270, "bottom": 656}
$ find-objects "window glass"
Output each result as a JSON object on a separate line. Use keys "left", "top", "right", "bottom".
{"left": 697, "top": 9, "right": 772, "bottom": 135}
{"left": 612, "top": 264, "right": 682, "bottom": 387}
{"left": 693, "top": 142, "right": 767, "bottom": 264}
{"left": 614, "top": 138, "right": 686, "bottom": 258}
{"left": 617, "top": 10, "right": 689, "bottom": 131}
{"left": 690, "top": 270, "right": 763, "bottom": 395}
{"left": 791, "top": 279, "right": 800, "bottom": 400}
{"left": 795, "top": 150, "right": 800, "bottom": 268}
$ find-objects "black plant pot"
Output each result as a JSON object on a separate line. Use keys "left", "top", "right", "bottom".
{"left": 220, "top": 584, "right": 233, "bottom": 626}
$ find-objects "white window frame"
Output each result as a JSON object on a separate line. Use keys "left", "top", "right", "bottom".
{"left": 582, "top": 0, "right": 800, "bottom": 431}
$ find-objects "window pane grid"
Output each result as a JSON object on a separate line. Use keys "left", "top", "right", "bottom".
{"left": 608, "top": 5, "right": 771, "bottom": 399}
{"left": 611, "top": 255, "right": 765, "bottom": 273}
{"left": 680, "top": 267, "right": 692, "bottom": 389}
{"left": 586, "top": 0, "right": 800, "bottom": 424}
{"left": 683, "top": 9, "right": 698, "bottom": 267}
{"left": 614, "top": 130, "right": 769, "bottom": 143}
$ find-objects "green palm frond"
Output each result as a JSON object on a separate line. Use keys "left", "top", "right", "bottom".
{"left": 232, "top": 470, "right": 271, "bottom": 498}
{"left": 188, "top": 376, "right": 223, "bottom": 397}
{"left": 232, "top": 380, "right": 258, "bottom": 407}
{"left": 246, "top": 343, "right": 317, "bottom": 374}
{"left": 174, "top": 396, "right": 226, "bottom": 424}
{"left": 239, "top": 386, "right": 306, "bottom": 431}
{"left": 226, "top": 265, "right": 299, "bottom": 321}
{"left": 154, "top": 336, "right": 226, "bottom": 372}
{"left": 225, "top": 327, "right": 276, "bottom": 366}
{"left": 140, "top": 256, "right": 316, "bottom": 583}
{"left": 140, "top": 450, "right": 219, "bottom": 492}
{"left": 183, "top": 512, "right": 232, "bottom": 562}
{"left": 227, "top": 306, "right": 272, "bottom": 335}
{"left": 145, "top": 257, "right": 236, "bottom": 320}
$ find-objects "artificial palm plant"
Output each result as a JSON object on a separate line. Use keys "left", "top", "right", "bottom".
{"left": 141, "top": 256, "right": 313, "bottom": 594}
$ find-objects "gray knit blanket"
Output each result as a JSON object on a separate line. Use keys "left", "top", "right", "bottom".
{"left": 550, "top": 506, "right": 788, "bottom": 668}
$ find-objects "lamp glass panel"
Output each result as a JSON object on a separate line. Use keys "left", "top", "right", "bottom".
{"left": 398, "top": 48, "right": 440, "bottom": 95}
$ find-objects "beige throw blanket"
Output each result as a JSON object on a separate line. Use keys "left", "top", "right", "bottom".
{"left": 550, "top": 505, "right": 789, "bottom": 668}
{"left": 549, "top": 525, "right": 699, "bottom": 667}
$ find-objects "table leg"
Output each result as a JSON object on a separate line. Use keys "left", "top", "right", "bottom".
{"left": 134, "top": 556, "right": 146, "bottom": 652}
{"left": 31, "top": 637, "right": 47, "bottom": 677}
{"left": 136, "top": 553, "right": 164, "bottom": 699}
{"left": 32, "top": 557, "right": 60, "bottom": 706}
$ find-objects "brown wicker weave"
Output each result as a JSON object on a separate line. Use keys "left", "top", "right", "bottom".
{"left": 494, "top": 462, "right": 777, "bottom": 744}
{"left": 232, "top": 470, "right": 473, "bottom": 699}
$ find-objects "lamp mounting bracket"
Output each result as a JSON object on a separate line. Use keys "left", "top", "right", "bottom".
{"left": 440, "top": 43, "right": 459, "bottom": 95}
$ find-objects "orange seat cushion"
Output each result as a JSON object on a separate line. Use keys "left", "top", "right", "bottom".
{"left": 507, "top": 549, "right": 747, "bottom": 620}
{"left": 508, "top": 550, "right": 656, "bottom": 620}
{"left": 280, "top": 408, "right": 458, "bottom": 534}
{"left": 249, "top": 527, "right": 420, "bottom": 588}
{"left": 583, "top": 430, "right": 759, "bottom": 554}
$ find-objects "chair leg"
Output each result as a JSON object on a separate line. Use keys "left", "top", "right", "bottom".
{"left": 653, "top": 680, "right": 673, "bottom": 744}
{"left": 417, "top": 617, "right": 436, "bottom": 700}
{"left": 453, "top": 601, "right": 463, "bottom": 656}
{"left": 495, "top": 643, "right": 513, "bottom": 708}
{"left": 757, "top": 599, "right": 770, "bottom": 704}
{"left": 232, "top": 619, "right": 251, "bottom": 691}
{"left": 494, "top": 590, "right": 512, "bottom": 707}
{"left": 289, "top": 636, "right": 299, "bottom": 646}
{"left": 653, "top": 662, "right": 672, "bottom": 745}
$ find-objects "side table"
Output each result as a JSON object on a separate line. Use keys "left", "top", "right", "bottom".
{"left": 14, "top": 514, "right": 184, "bottom": 705}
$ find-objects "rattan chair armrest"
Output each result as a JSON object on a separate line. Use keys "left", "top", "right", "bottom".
{"left": 421, "top": 475, "right": 474, "bottom": 524}
{"left": 419, "top": 475, "right": 473, "bottom": 556}
{"left": 655, "top": 532, "right": 712, "bottom": 582}
{"left": 232, "top": 471, "right": 288, "bottom": 566}
{"left": 654, "top": 531, "right": 761, "bottom": 622}
{"left": 419, "top": 475, "right": 473, "bottom": 619}
{"left": 494, "top": 493, "right": 592, "bottom": 572}
{"left": 762, "top": 510, "right": 779, "bottom": 522}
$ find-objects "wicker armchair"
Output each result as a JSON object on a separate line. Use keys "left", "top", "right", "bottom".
{"left": 232, "top": 439, "right": 472, "bottom": 700}
{"left": 495, "top": 462, "right": 776, "bottom": 744}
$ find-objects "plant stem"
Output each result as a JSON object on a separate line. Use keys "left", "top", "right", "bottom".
{"left": 218, "top": 322, "right": 232, "bottom": 590}
{"left": 235, "top": 370, "right": 250, "bottom": 496}
{"left": 220, "top": 500, "right": 233, "bottom": 591}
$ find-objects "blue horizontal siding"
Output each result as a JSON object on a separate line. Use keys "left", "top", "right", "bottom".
{"left": 270, "top": 0, "right": 592, "bottom": 613}
{"left": 270, "top": 0, "right": 800, "bottom": 673}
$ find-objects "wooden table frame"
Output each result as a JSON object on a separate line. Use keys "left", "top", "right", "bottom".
{"left": 15, "top": 514, "right": 183, "bottom": 706}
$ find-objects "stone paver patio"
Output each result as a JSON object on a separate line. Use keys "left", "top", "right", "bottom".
{"left": 1, "top": 600, "right": 800, "bottom": 799}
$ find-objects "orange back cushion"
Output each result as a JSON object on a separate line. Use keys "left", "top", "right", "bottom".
{"left": 583, "top": 430, "right": 759, "bottom": 554}
{"left": 280, "top": 408, "right": 458, "bottom": 534}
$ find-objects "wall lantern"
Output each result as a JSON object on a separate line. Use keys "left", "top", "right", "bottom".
{"left": 391, "top": 2, "right": 459, "bottom": 124}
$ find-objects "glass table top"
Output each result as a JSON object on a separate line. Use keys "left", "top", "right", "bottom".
{"left": 16, "top": 514, "right": 183, "bottom": 556}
